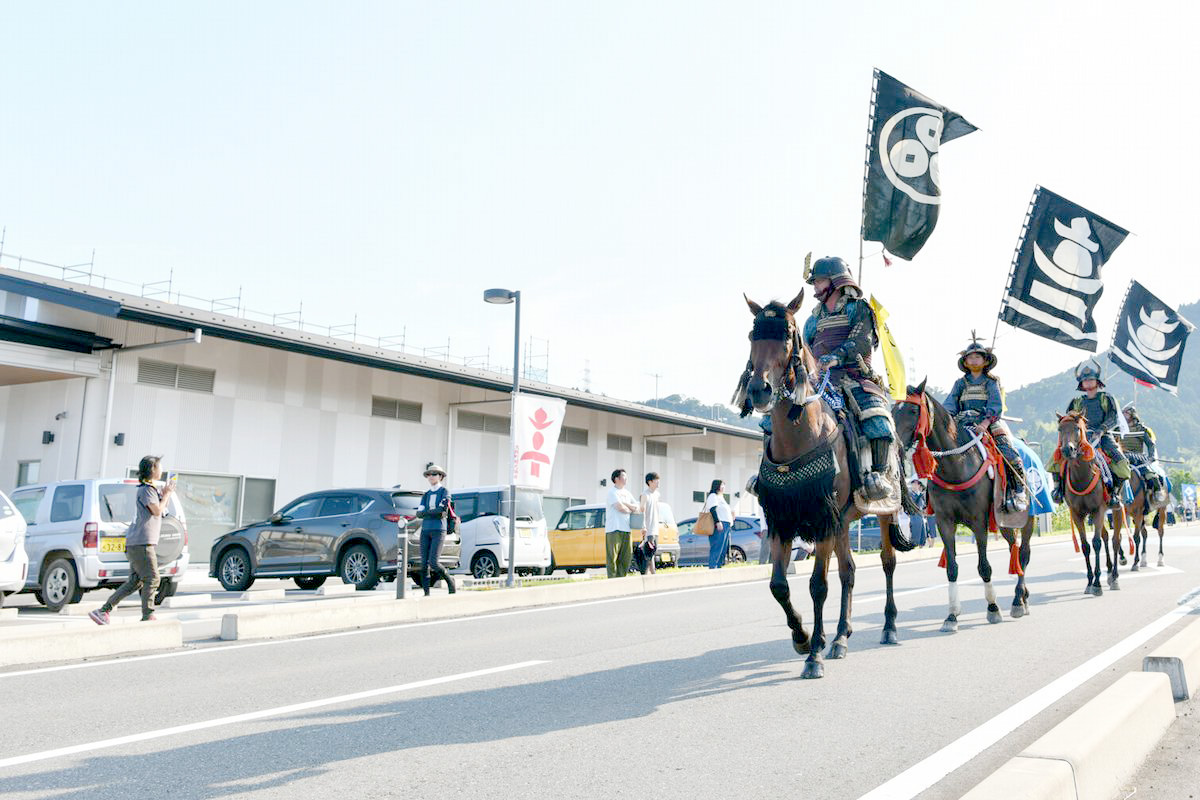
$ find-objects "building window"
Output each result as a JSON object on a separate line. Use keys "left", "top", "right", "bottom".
{"left": 607, "top": 434, "right": 632, "bottom": 452}
{"left": 458, "top": 411, "right": 510, "bottom": 434}
{"left": 371, "top": 396, "right": 422, "bottom": 422}
{"left": 16, "top": 460, "right": 40, "bottom": 488}
{"left": 692, "top": 447, "right": 716, "bottom": 464}
{"left": 137, "top": 359, "right": 215, "bottom": 393}
{"left": 692, "top": 490, "right": 705, "bottom": 503}
{"left": 559, "top": 426, "right": 589, "bottom": 446}
{"left": 646, "top": 440, "right": 668, "bottom": 457}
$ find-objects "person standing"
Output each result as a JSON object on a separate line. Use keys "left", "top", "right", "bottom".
{"left": 415, "top": 464, "right": 456, "bottom": 595}
{"left": 605, "top": 469, "right": 638, "bottom": 578}
{"left": 89, "top": 455, "right": 172, "bottom": 624}
{"left": 705, "top": 480, "right": 733, "bottom": 569}
{"left": 638, "top": 473, "right": 662, "bottom": 575}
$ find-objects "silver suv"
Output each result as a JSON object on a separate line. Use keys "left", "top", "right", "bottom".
{"left": 10, "top": 479, "right": 190, "bottom": 612}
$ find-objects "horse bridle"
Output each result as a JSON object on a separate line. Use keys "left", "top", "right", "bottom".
{"left": 746, "top": 310, "right": 813, "bottom": 411}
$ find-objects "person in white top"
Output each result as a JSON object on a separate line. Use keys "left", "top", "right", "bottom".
{"left": 705, "top": 479, "right": 733, "bottom": 569}
{"left": 605, "top": 468, "right": 639, "bottom": 578}
{"left": 638, "top": 472, "right": 662, "bottom": 575}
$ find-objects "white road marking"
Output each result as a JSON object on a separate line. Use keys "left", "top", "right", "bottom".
{"left": 856, "top": 586, "right": 1200, "bottom": 800}
{"left": 0, "top": 660, "right": 547, "bottom": 770}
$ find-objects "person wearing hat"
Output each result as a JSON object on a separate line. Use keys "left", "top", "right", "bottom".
{"left": 415, "top": 463, "right": 456, "bottom": 595}
{"left": 1121, "top": 405, "right": 1167, "bottom": 505}
{"left": 802, "top": 255, "right": 896, "bottom": 500}
{"left": 1052, "top": 360, "right": 1130, "bottom": 506}
{"left": 944, "top": 335, "right": 1027, "bottom": 513}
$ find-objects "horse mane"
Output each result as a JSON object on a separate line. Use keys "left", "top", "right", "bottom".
{"left": 923, "top": 390, "right": 973, "bottom": 449}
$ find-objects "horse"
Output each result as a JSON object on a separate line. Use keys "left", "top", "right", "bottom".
{"left": 1056, "top": 411, "right": 1126, "bottom": 594}
{"left": 735, "top": 290, "right": 916, "bottom": 680}
{"left": 1124, "top": 461, "right": 1169, "bottom": 570}
{"left": 892, "top": 381, "right": 1033, "bottom": 630}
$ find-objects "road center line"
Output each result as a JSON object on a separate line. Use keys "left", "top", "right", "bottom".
{"left": 856, "top": 588, "right": 1200, "bottom": 800}
{"left": 0, "top": 660, "right": 547, "bottom": 770}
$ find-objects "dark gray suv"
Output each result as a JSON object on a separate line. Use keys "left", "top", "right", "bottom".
{"left": 210, "top": 489, "right": 413, "bottom": 591}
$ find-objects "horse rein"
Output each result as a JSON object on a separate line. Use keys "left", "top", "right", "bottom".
{"left": 899, "top": 391, "right": 990, "bottom": 491}
{"left": 1058, "top": 417, "right": 1102, "bottom": 497}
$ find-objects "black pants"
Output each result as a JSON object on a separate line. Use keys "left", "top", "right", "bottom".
{"left": 419, "top": 529, "right": 451, "bottom": 589}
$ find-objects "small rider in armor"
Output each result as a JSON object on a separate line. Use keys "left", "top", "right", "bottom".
{"left": 802, "top": 256, "right": 895, "bottom": 501}
{"left": 1121, "top": 405, "right": 1166, "bottom": 502}
{"left": 1051, "top": 360, "right": 1131, "bottom": 506}
{"left": 944, "top": 335, "right": 1028, "bottom": 513}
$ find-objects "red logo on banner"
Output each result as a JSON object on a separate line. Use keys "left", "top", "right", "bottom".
{"left": 519, "top": 408, "right": 554, "bottom": 477}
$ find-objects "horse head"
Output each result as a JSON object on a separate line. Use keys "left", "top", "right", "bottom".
{"left": 892, "top": 378, "right": 930, "bottom": 451}
{"left": 1056, "top": 410, "right": 1090, "bottom": 461}
{"left": 737, "top": 289, "right": 812, "bottom": 414}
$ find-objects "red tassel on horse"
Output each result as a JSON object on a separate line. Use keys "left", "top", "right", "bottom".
{"left": 1129, "top": 536, "right": 1136, "bottom": 555}
{"left": 937, "top": 548, "right": 947, "bottom": 569}
{"left": 912, "top": 439, "right": 938, "bottom": 480}
{"left": 1008, "top": 542, "right": 1023, "bottom": 576}
{"left": 1071, "top": 528, "right": 1080, "bottom": 553}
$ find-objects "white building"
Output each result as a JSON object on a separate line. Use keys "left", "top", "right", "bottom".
{"left": 0, "top": 267, "right": 763, "bottom": 557}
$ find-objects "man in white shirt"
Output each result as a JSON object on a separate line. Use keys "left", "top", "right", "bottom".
{"left": 605, "top": 468, "right": 638, "bottom": 578}
{"left": 638, "top": 472, "right": 662, "bottom": 575}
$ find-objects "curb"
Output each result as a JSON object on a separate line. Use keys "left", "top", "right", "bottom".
{"left": 1143, "top": 615, "right": 1200, "bottom": 701}
{"left": 0, "top": 620, "right": 184, "bottom": 669}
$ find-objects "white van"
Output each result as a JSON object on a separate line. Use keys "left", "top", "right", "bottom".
{"left": 450, "top": 486, "right": 552, "bottom": 578}
{"left": 0, "top": 491, "right": 29, "bottom": 602}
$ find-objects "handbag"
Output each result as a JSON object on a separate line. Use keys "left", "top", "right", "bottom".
{"left": 695, "top": 509, "right": 715, "bottom": 536}
{"left": 446, "top": 500, "right": 459, "bottom": 536}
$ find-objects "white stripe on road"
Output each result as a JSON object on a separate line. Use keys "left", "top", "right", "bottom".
{"left": 0, "top": 660, "right": 547, "bottom": 770}
{"left": 857, "top": 587, "right": 1200, "bottom": 800}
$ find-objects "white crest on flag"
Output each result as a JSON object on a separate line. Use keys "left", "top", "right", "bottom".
{"left": 510, "top": 394, "right": 567, "bottom": 491}
{"left": 878, "top": 107, "right": 944, "bottom": 204}
{"left": 1009, "top": 215, "right": 1104, "bottom": 344}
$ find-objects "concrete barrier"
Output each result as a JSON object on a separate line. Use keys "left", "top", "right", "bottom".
{"left": 960, "top": 756, "right": 1075, "bottom": 800}
{"left": 162, "top": 594, "right": 212, "bottom": 609}
{"left": 0, "top": 620, "right": 184, "bottom": 668}
{"left": 237, "top": 588, "right": 286, "bottom": 601}
{"left": 316, "top": 583, "right": 357, "bottom": 597}
{"left": 0, "top": 608, "right": 17, "bottom": 620}
{"left": 1143, "top": 616, "right": 1200, "bottom": 700}
{"left": 963, "top": 672, "right": 1175, "bottom": 800}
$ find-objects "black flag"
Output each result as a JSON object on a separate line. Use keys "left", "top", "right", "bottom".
{"left": 861, "top": 69, "right": 977, "bottom": 260}
{"left": 999, "top": 186, "right": 1129, "bottom": 351}
{"left": 1109, "top": 281, "right": 1194, "bottom": 394}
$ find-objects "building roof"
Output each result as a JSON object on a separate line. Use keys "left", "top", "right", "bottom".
{"left": 0, "top": 267, "right": 759, "bottom": 440}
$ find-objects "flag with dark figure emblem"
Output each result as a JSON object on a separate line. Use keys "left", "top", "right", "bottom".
{"left": 861, "top": 69, "right": 977, "bottom": 260}
{"left": 999, "top": 186, "right": 1129, "bottom": 351}
{"left": 1109, "top": 281, "right": 1194, "bottom": 394}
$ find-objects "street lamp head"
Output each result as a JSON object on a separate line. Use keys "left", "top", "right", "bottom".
{"left": 483, "top": 288, "right": 516, "bottom": 304}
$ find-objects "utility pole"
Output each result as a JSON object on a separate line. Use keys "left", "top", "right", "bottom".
{"left": 648, "top": 372, "right": 663, "bottom": 408}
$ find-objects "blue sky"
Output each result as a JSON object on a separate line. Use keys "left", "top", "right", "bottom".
{"left": 2, "top": 1, "right": 1198, "bottom": 406}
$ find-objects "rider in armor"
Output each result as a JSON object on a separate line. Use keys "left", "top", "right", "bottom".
{"left": 1051, "top": 360, "right": 1131, "bottom": 506}
{"left": 802, "top": 256, "right": 894, "bottom": 501}
{"left": 944, "top": 335, "right": 1028, "bottom": 513}
{"left": 1121, "top": 405, "right": 1165, "bottom": 502}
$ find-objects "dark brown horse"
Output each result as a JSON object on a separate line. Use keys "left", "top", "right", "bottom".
{"left": 893, "top": 382, "right": 1033, "bottom": 629}
{"left": 1057, "top": 411, "right": 1125, "bottom": 594}
{"left": 1125, "top": 464, "right": 1169, "bottom": 570}
{"left": 737, "top": 290, "right": 915, "bottom": 680}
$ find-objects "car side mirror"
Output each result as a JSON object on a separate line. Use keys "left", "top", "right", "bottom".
{"left": 270, "top": 512, "right": 286, "bottom": 525}
{"left": 557, "top": 522, "right": 569, "bottom": 530}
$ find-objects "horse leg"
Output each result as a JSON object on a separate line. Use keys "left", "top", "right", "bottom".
{"left": 768, "top": 535, "right": 808, "bottom": 654}
{"left": 1000, "top": 528, "right": 1024, "bottom": 619}
{"left": 876, "top": 516, "right": 899, "bottom": 646}
{"left": 1130, "top": 511, "right": 1142, "bottom": 572}
{"left": 801, "top": 539, "right": 833, "bottom": 680}
{"left": 1091, "top": 512, "right": 1105, "bottom": 596}
{"left": 1156, "top": 510, "right": 1165, "bottom": 566}
{"left": 1109, "top": 508, "right": 1122, "bottom": 590}
{"left": 1017, "top": 522, "right": 1032, "bottom": 615}
{"left": 1075, "top": 510, "right": 1096, "bottom": 595}
{"left": 976, "top": 530, "right": 1001, "bottom": 625}
{"left": 940, "top": 519, "right": 960, "bottom": 633}
{"left": 830, "top": 528, "right": 857, "bottom": 657}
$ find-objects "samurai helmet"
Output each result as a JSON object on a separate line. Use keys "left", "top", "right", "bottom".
{"left": 1074, "top": 358, "right": 1106, "bottom": 390}
{"left": 1122, "top": 403, "right": 1139, "bottom": 421}
{"left": 804, "top": 255, "right": 851, "bottom": 285}
{"left": 956, "top": 330, "right": 997, "bottom": 374}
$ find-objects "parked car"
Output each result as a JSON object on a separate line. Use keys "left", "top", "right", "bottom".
{"left": 9, "top": 479, "right": 189, "bottom": 612}
{"left": 0, "top": 490, "right": 29, "bottom": 603}
{"left": 394, "top": 489, "right": 461, "bottom": 582}
{"left": 210, "top": 488, "right": 404, "bottom": 591}
{"left": 453, "top": 486, "right": 553, "bottom": 578}
{"left": 548, "top": 503, "right": 680, "bottom": 573}
{"left": 850, "top": 516, "right": 882, "bottom": 551}
{"left": 677, "top": 515, "right": 807, "bottom": 565}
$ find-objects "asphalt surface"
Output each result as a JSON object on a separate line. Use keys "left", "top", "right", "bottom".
{"left": 2, "top": 525, "right": 1198, "bottom": 800}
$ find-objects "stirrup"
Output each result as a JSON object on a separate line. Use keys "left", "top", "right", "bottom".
{"left": 863, "top": 471, "right": 889, "bottom": 501}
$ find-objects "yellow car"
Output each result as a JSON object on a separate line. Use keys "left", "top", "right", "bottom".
{"left": 548, "top": 502, "right": 679, "bottom": 573}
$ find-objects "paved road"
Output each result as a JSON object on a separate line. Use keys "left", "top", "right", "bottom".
{"left": 2, "top": 526, "right": 1198, "bottom": 799}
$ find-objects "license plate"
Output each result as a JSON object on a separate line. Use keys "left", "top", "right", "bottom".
{"left": 100, "top": 537, "right": 126, "bottom": 553}
{"left": 519, "top": 529, "right": 532, "bottom": 538}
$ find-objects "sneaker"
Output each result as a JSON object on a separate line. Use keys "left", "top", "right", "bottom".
{"left": 141, "top": 613, "right": 157, "bottom": 622}
{"left": 88, "top": 609, "right": 110, "bottom": 626}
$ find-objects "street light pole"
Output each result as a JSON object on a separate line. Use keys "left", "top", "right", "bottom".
{"left": 484, "top": 288, "right": 522, "bottom": 589}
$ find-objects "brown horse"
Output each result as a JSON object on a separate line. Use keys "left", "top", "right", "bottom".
{"left": 1125, "top": 464, "right": 1169, "bottom": 570}
{"left": 1057, "top": 411, "right": 1125, "bottom": 594}
{"left": 736, "top": 290, "right": 915, "bottom": 680}
{"left": 893, "top": 381, "right": 1033, "bottom": 629}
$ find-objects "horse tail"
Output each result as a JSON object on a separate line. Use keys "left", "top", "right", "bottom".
{"left": 889, "top": 521, "right": 917, "bottom": 553}
{"left": 1153, "top": 510, "right": 1162, "bottom": 529}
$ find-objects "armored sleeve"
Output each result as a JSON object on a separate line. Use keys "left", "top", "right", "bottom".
{"left": 832, "top": 300, "right": 876, "bottom": 366}
{"left": 1100, "top": 393, "right": 1118, "bottom": 431}
{"left": 801, "top": 314, "right": 817, "bottom": 349}
{"left": 944, "top": 378, "right": 965, "bottom": 415}
{"left": 1144, "top": 426, "right": 1158, "bottom": 461}
{"left": 983, "top": 378, "right": 1003, "bottom": 421}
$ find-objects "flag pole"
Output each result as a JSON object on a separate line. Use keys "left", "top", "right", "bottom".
{"left": 992, "top": 186, "right": 1040, "bottom": 349}
{"left": 858, "top": 69, "right": 879, "bottom": 286}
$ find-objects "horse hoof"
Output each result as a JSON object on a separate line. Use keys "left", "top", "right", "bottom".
{"left": 1119, "top": 554, "right": 1127, "bottom": 566}
{"left": 941, "top": 618, "right": 958, "bottom": 633}
{"left": 1157, "top": 557, "right": 1165, "bottom": 567}
{"left": 800, "top": 661, "right": 824, "bottom": 680}
{"left": 987, "top": 609, "right": 1003, "bottom": 625}
{"left": 792, "top": 634, "right": 811, "bottom": 655}
{"left": 880, "top": 629, "right": 899, "bottom": 645}
{"left": 1094, "top": 585, "right": 1104, "bottom": 596}
{"left": 829, "top": 642, "right": 848, "bottom": 659}
{"left": 1110, "top": 580, "right": 1120, "bottom": 591}
{"left": 1011, "top": 604, "right": 1025, "bottom": 619}
{"left": 1130, "top": 561, "right": 1139, "bottom": 572}
{"left": 1140, "top": 556, "right": 1148, "bottom": 567}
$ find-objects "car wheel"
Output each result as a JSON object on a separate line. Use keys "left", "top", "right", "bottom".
{"left": 566, "top": 567, "right": 587, "bottom": 575}
{"left": 542, "top": 556, "right": 555, "bottom": 576}
{"left": 728, "top": 546, "right": 746, "bottom": 563}
{"left": 294, "top": 576, "right": 327, "bottom": 590}
{"left": 471, "top": 551, "right": 500, "bottom": 579}
{"left": 217, "top": 548, "right": 255, "bottom": 592}
{"left": 154, "top": 579, "right": 178, "bottom": 606}
{"left": 340, "top": 544, "right": 380, "bottom": 590}
{"left": 42, "top": 558, "right": 82, "bottom": 612}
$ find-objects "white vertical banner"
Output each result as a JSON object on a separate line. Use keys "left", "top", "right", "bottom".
{"left": 511, "top": 394, "right": 567, "bottom": 491}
